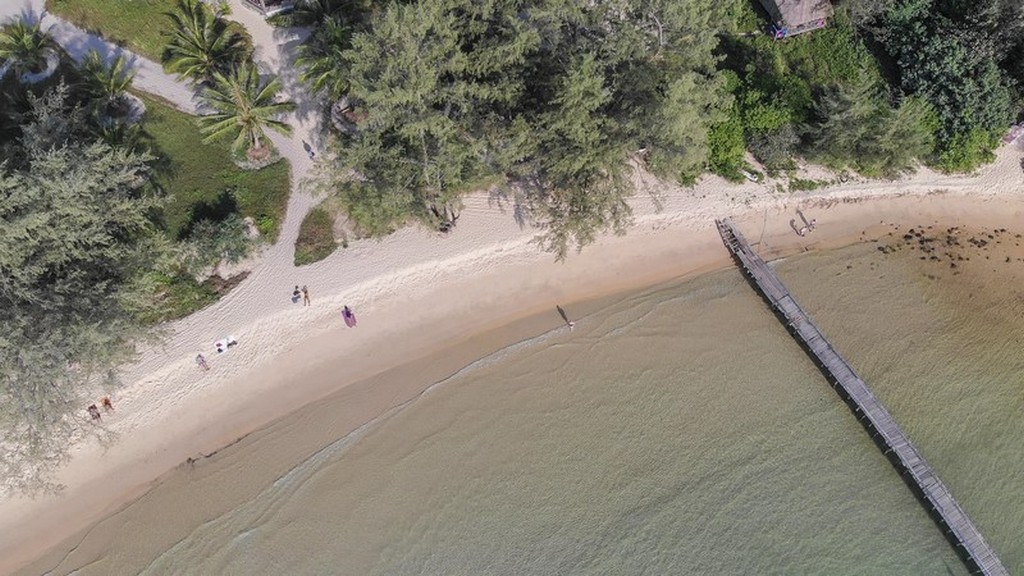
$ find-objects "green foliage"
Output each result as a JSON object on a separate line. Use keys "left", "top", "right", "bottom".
{"left": 139, "top": 93, "right": 289, "bottom": 241}
{"left": 79, "top": 50, "right": 137, "bottom": 121}
{"left": 0, "top": 18, "right": 58, "bottom": 78}
{"left": 777, "top": 12, "right": 876, "bottom": 87}
{"left": 0, "top": 97, "right": 166, "bottom": 490}
{"left": 336, "top": 179, "right": 413, "bottom": 237}
{"left": 297, "top": 17, "right": 352, "bottom": 99}
{"left": 138, "top": 271, "right": 220, "bottom": 324}
{"left": 178, "top": 213, "right": 254, "bottom": 275}
{"left": 294, "top": 207, "right": 337, "bottom": 266}
{"left": 741, "top": 90, "right": 792, "bottom": 133}
{"left": 789, "top": 177, "right": 829, "bottom": 191}
{"left": 18, "top": 81, "right": 92, "bottom": 155}
{"left": 255, "top": 214, "right": 276, "bottom": 237}
{"left": 808, "top": 73, "right": 935, "bottom": 176}
{"left": 315, "top": 0, "right": 734, "bottom": 257}
{"left": 721, "top": 10, "right": 890, "bottom": 171}
{"left": 79, "top": 50, "right": 134, "bottom": 99}
{"left": 748, "top": 124, "right": 799, "bottom": 172}
{"left": 163, "top": 0, "right": 250, "bottom": 85}
{"left": 525, "top": 54, "right": 632, "bottom": 256}
{"left": 45, "top": 0, "right": 176, "bottom": 62}
{"left": 334, "top": 0, "right": 520, "bottom": 231}
{"left": 879, "top": 0, "right": 1015, "bottom": 171}
{"left": 936, "top": 128, "right": 998, "bottom": 173}
{"left": 198, "top": 63, "right": 295, "bottom": 156}
{"left": 707, "top": 105, "right": 747, "bottom": 180}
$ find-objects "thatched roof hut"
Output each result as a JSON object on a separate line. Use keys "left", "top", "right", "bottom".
{"left": 758, "top": 0, "right": 833, "bottom": 38}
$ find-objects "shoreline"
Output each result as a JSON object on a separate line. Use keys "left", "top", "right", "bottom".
{"left": 4, "top": 165, "right": 1024, "bottom": 573}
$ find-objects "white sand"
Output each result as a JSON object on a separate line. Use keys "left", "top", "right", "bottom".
{"left": 2, "top": 1, "right": 1024, "bottom": 572}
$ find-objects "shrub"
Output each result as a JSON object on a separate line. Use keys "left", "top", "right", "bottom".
{"left": 256, "top": 214, "right": 276, "bottom": 237}
{"left": 748, "top": 124, "right": 798, "bottom": 172}
{"left": 295, "top": 207, "right": 337, "bottom": 266}
{"left": 707, "top": 105, "right": 746, "bottom": 180}
{"left": 789, "top": 177, "right": 829, "bottom": 192}
{"left": 935, "top": 128, "right": 997, "bottom": 173}
{"left": 179, "top": 214, "right": 255, "bottom": 275}
{"left": 139, "top": 271, "right": 220, "bottom": 324}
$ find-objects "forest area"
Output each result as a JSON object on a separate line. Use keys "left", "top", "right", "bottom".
{"left": 295, "top": 0, "right": 1024, "bottom": 255}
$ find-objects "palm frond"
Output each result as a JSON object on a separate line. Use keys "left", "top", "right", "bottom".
{"left": 198, "top": 64, "right": 296, "bottom": 154}
{"left": 163, "top": 0, "right": 248, "bottom": 85}
{"left": 0, "top": 19, "right": 57, "bottom": 78}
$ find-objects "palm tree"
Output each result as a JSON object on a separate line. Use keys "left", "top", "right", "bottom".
{"left": 198, "top": 63, "right": 296, "bottom": 159}
{"left": 297, "top": 16, "right": 352, "bottom": 99}
{"left": 291, "top": 0, "right": 351, "bottom": 26}
{"left": 0, "top": 19, "right": 57, "bottom": 80}
{"left": 163, "top": 0, "right": 248, "bottom": 85}
{"left": 79, "top": 50, "right": 136, "bottom": 117}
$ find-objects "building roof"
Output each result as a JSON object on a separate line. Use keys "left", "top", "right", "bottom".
{"left": 758, "top": 0, "right": 833, "bottom": 27}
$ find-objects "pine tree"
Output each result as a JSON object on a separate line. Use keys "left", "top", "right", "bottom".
{"left": 0, "top": 90, "right": 164, "bottom": 492}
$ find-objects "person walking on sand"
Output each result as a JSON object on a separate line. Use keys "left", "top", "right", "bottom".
{"left": 101, "top": 396, "right": 113, "bottom": 412}
{"left": 196, "top": 353, "right": 209, "bottom": 371}
{"left": 556, "top": 305, "right": 575, "bottom": 332}
{"left": 302, "top": 285, "right": 311, "bottom": 306}
{"left": 292, "top": 285, "right": 301, "bottom": 302}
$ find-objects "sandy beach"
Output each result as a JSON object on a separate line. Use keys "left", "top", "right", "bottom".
{"left": 2, "top": 135, "right": 1023, "bottom": 573}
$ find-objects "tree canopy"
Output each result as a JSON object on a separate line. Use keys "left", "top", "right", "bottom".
{"left": 307, "top": 0, "right": 736, "bottom": 257}
{"left": 0, "top": 88, "right": 165, "bottom": 491}
{"left": 163, "top": 0, "right": 250, "bottom": 85}
{"left": 877, "top": 0, "right": 1018, "bottom": 171}
{"left": 198, "top": 63, "right": 295, "bottom": 157}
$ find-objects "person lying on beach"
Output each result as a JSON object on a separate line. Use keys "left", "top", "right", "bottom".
{"left": 214, "top": 337, "right": 239, "bottom": 353}
{"left": 87, "top": 404, "right": 101, "bottom": 422}
{"left": 343, "top": 305, "right": 357, "bottom": 326}
{"left": 101, "top": 396, "right": 113, "bottom": 411}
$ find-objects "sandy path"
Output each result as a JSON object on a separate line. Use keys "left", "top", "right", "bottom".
{"left": 2, "top": 1, "right": 1024, "bottom": 572}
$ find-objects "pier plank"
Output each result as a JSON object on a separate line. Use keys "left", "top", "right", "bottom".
{"left": 716, "top": 218, "right": 1007, "bottom": 576}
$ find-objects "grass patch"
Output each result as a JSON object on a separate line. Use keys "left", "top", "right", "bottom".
{"left": 140, "top": 271, "right": 249, "bottom": 324}
{"left": 295, "top": 207, "right": 337, "bottom": 266}
{"left": 788, "top": 177, "right": 830, "bottom": 192}
{"left": 46, "top": 0, "right": 176, "bottom": 62}
{"left": 138, "top": 93, "right": 290, "bottom": 242}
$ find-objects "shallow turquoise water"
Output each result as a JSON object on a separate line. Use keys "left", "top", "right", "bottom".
{"left": 130, "top": 237, "right": 1024, "bottom": 575}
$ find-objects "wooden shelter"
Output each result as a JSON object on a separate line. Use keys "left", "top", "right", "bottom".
{"left": 758, "top": 0, "right": 833, "bottom": 39}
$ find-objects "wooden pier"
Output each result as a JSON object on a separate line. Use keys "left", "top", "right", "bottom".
{"left": 715, "top": 218, "right": 1007, "bottom": 576}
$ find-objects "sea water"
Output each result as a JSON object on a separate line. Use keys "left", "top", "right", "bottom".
{"left": 102, "top": 232, "right": 1024, "bottom": 574}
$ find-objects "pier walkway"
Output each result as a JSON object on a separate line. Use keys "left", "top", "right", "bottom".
{"left": 715, "top": 218, "right": 1007, "bottom": 576}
